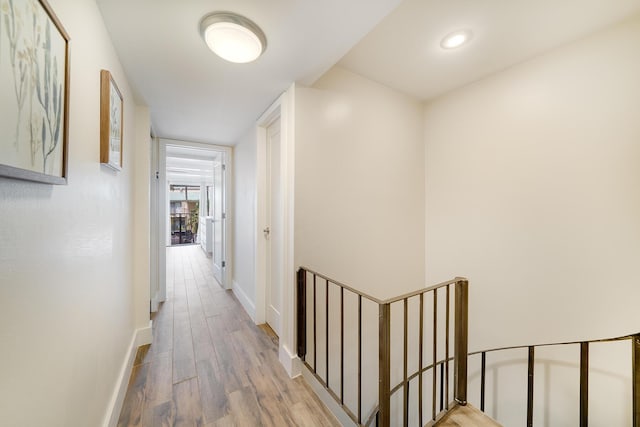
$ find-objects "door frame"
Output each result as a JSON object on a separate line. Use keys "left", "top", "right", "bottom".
{"left": 255, "top": 85, "right": 297, "bottom": 375}
{"left": 211, "top": 160, "right": 226, "bottom": 286}
{"left": 150, "top": 138, "right": 234, "bottom": 310}
{"left": 264, "top": 118, "right": 282, "bottom": 336}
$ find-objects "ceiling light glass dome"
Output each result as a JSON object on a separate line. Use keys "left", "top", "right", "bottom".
{"left": 200, "top": 12, "right": 267, "bottom": 63}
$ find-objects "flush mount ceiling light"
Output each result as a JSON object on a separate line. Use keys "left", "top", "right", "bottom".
{"left": 440, "top": 30, "right": 473, "bottom": 50}
{"left": 200, "top": 12, "right": 267, "bottom": 63}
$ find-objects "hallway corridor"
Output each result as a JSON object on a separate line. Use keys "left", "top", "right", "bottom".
{"left": 117, "top": 245, "right": 339, "bottom": 426}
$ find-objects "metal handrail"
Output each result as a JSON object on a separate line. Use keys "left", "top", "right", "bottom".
{"left": 296, "top": 266, "right": 383, "bottom": 303}
{"left": 468, "top": 333, "right": 640, "bottom": 427}
{"left": 379, "top": 278, "right": 460, "bottom": 305}
{"left": 296, "top": 266, "right": 640, "bottom": 427}
{"left": 469, "top": 332, "right": 636, "bottom": 356}
{"left": 360, "top": 332, "right": 640, "bottom": 427}
{"left": 296, "top": 267, "right": 469, "bottom": 427}
{"left": 297, "top": 266, "right": 460, "bottom": 305}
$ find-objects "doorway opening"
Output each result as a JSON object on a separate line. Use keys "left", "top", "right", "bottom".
{"left": 264, "top": 118, "right": 282, "bottom": 337}
{"left": 254, "top": 87, "right": 296, "bottom": 377}
{"left": 150, "top": 139, "right": 232, "bottom": 313}
{"left": 169, "top": 184, "right": 201, "bottom": 246}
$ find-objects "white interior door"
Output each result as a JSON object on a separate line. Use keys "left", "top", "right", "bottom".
{"left": 265, "top": 120, "right": 282, "bottom": 336}
{"left": 212, "top": 160, "right": 225, "bottom": 286}
{"left": 150, "top": 139, "right": 160, "bottom": 311}
{"left": 158, "top": 140, "right": 167, "bottom": 302}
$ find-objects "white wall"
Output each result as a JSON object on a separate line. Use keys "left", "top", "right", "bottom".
{"left": 0, "top": 0, "right": 150, "bottom": 425}
{"left": 133, "top": 106, "right": 151, "bottom": 329}
{"left": 231, "top": 68, "right": 426, "bottom": 395}
{"left": 292, "top": 67, "right": 426, "bottom": 421}
{"left": 233, "top": 126, "right": 257, "bottom": 316}
{"left": 424, "top": 15, "right": 640, "bottom": 426}
{"left": 295, "top": 66, "right": 426, "bottom": 299}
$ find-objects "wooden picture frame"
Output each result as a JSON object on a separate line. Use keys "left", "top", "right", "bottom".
{"left": 100, "top": 69, "right": 123, "bottom": 170}
{"left": 0, "top": 0, "right": 71, "bottom": 184}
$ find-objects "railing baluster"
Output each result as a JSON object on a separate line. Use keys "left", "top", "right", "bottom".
{"left": 340, "top": 287, "right": 344, "bottom": 405}
{"left": 454, "top": 278, "right": 469, "bottom": 405}
{"left": 297, "top": 269, "right": 640, "bottom": 427}
{"left": 419, "top": 293, "right": 424, "bottom": 427}
{"left": 296, "top": 270, "right": 468, "bottom": 427}
{"left": 580, "top": 342, "right": 589, "bottom": 427}
{"left": 481, "top": 352, "right": 486, "bottom": 412}
{"left": 433, "top": 290, "right": 438, "bottom": 420}
{"left": 313, "top": 274, "right": 317, "bottom": 372}
{"left": 326, "top": 280, "right": 330, "bottom": 386}
{"left": 379, "top": 303, "right": 391, "bottom": 427}
{"left": 296, "top": 269, "right": 306, "bottom": 359}
{"left": 407, "top": 380, "right": 411, "bottom": 425}
{"left": 440, "top": 362, "right": 444, "bottom": 411}
{"left": 446, "top": 284, "right": 450, "bottom": 410}
{"left": 633, "top": 335, "right": 640, "bottom": 427}
{"left": 403, "top": 298, "right": 409, "bottom": 427}
{"left": 527, "top": 346, "right": 535, "bottom": 427}
{"left": 358, "top": 295, "right": 362, "bottom": 424}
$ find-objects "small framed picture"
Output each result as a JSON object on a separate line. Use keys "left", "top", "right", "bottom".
{"left": 100, "top": 69, "right": 123, "bottom": 170}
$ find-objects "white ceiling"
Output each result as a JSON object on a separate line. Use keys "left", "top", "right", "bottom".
{"left": 339, "top": 0, "right": 640, "bottom": 100}
{"left": 96, "top": 0, "right": 404, "bottom": 145}
{"left": 98, "top": 0, "right": 640, "bottom": 146}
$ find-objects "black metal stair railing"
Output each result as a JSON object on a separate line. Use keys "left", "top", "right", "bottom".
{"left": 296, "top": 267, "right": 470, "bottom": 427}
{"left": 469, "top": 333, "right": 640, "bottom": 427}
{"left": 295, "top": 267, "right": 640, "bottom": 427}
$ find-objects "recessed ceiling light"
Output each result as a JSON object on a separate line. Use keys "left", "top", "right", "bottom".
{"left": 440, "top": 30, "right": 472, "bottom": 50}
{"left": 200, "top": 12, "right": 267, "bottom": 63}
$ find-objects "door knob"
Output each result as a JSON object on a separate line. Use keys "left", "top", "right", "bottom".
{"left": 263, "top": 227, "right": 270, "bottom": 238}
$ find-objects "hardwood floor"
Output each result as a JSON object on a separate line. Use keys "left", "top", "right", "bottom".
{"left": 117, "top": 245, "right": 339, "bottom": 427}
{"left": 435, "top": 404, "right": 502, "bottom": 427}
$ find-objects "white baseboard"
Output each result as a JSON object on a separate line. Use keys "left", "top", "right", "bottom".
{"left": 279, "top": 343, "right": 301, "bottom": 378}
{"left": 232, "top": 279, "right": 256, "bottom": 321}
{"left": 135, "top": 321, "right": 153, "bottom": 347}
{"left": 301, "top": 365, "right": 357, "bottom": 427}
{"left": 103, "top": 321, "right": 153, "bottom": 427}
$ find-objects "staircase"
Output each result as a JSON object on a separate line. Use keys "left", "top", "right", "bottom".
{"left": 295, "top": 267, "right": 640, "bottom": 427}
{"left": 436, "top": 405, "right": 501, "bottom": 427}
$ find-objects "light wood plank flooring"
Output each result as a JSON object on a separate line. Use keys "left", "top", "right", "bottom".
{"left": 117, "top": 245, "right": 339, "bottom": 427}
{"left": 435, "top": 404, "right": 502, "bottom": 427}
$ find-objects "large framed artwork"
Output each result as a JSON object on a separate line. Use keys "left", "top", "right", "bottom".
{"left": 0, "top": 0, "right": 70, "bottom": 184}
{"left": 100, "top": 69, "right": 123, "bottom": 171}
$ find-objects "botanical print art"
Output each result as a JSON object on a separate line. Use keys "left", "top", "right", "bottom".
{"left": 100, "top": 69, "right": 122, "bottom": 170}
{"left": 0, "top": 0, "right": 67, "bottom": 177}
{"left": 108, "top": 78, "right": 121, "bottom": 168}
